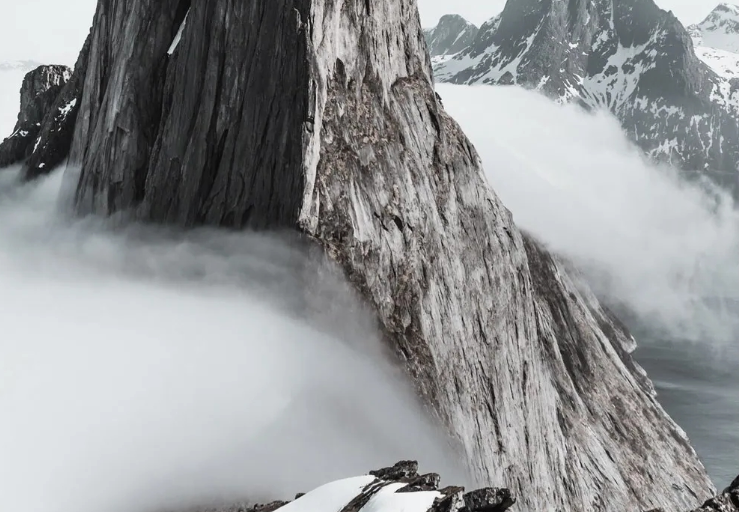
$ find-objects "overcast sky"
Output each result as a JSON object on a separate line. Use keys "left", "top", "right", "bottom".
{"left": 0, "top": 0, "right": 729, "bottom": 63}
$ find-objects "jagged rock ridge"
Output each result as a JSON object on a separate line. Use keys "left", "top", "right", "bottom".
{"left": 434, "top": 0, "right": 739, "bottom": 178}
{"left": 0, "top": 65, "right": 70, "bottom": 168}
{"left": 9, "top": 0, "right": 717, "bottom": 510}
{"left": 423, "top": 15, "right": 479, "bottom": 59}
{"left": 0, "top": 34, "right": 91, "bottom": 181}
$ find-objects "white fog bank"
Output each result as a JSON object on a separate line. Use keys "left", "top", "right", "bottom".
{"left": 438, "top": 83, "right": 739, "bottom": 347}
{"left": 0, "top": 168, "right": 466, "bottom": 512}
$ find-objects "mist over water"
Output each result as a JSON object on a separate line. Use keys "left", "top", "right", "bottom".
{"left": 438, "top": 83, "right": 739, "bottom": 484}
{"left": 0, "top": 167, "right": 466, "bottom": 512}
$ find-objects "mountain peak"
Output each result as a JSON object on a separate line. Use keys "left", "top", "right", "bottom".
{"left": 424, "top": 14, "right": 479, "bottom": 58}
{"left": 690, "top": 3, "right": 739, "bottom": 52}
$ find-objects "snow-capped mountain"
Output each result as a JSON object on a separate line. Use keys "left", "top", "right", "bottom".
{"left": 690, "top": 3, "right": 739, "bottom": 53}
{"left": 423, "top": 15, "right": 479, "bottom": 59}
{"left": 689, "top": 4, "right": 739, "bottom": 80}
{"left": 433, "top": 0, "right": 739, "bottom": 176}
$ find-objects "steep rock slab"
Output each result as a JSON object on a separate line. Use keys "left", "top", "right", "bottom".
{"left": 434, "top": 0, "right": 739, "bottom": 176}
{"left": 67, "top": 0, "right": 713, "bottom": 510}
{"left": 424, "top": 15, "right": 480, "bottom": 59}
{"left": 0, "top": 65, "right": 70, "bottom": 168}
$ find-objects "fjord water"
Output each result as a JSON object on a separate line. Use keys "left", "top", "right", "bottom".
{"left": 438, "top": 83, "right": 739, "bottom": 485}
{"left": 636, "top": 334, "right": 739, "bottom": 485}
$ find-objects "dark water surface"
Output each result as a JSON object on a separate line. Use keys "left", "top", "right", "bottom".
{"left": 635, "top": 340, "right": 738, "bottom": 487}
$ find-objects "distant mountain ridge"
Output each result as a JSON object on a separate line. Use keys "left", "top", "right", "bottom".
{"left": 423, "top": 14, "right": 479, "bottom": 58}
{"left": 429, "top": 1, "right": 739, "bottom": 182}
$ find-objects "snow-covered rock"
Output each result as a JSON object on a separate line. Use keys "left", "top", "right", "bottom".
{"left": 424, "top": 15, "right": 480, "bottom": 59}
{"left": 689, "top": 4, "right": 739, "bottom": 80}
{"left": 16, "top": 0, "right": 717, "bottom": 510}
{"left": 193, "top": 462, "right": 739, "bottom": 512}
{"left": 690, "top": 3, "right": 739, "bottom": 54}
{"left": 196, "top": 461, "right": 514, "bottom": 512}
{"left": 434, "top": 0, "right": 739, "bottom": 178}
{"left": 0, "top": 35, "right": 91, "bottom": 180}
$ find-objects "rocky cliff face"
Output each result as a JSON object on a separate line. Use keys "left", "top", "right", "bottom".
{"left": 424, "top": 15, "right": 480, "bottom": 58}
{"left": 0, "top": 65, "right": 70, "bottom": 168}
{"left": 434, "top": 0, "right": 739, "bottom": 178}
{"left": 13, "top": 0, "right": 718, "bottom": 510}
{"left": 0, "top": 37, "right": 91, "bottom": 181}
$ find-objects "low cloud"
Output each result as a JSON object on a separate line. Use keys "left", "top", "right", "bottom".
{"left": 0, "top": 168, "right": 466, "bottom": 512}
{"left": 439, "top": 83, "right": 739, "bottom": 347}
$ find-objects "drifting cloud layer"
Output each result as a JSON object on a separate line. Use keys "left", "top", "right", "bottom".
{"left": 438, "top": 83, "right": 739, "bottom": 346}
{"left": 0, "top": 168, "right": 465, "bottom": 512}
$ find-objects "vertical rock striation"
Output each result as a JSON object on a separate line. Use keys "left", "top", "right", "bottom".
{"left": 37, "top": 0, "right": 717, "bottom": 510}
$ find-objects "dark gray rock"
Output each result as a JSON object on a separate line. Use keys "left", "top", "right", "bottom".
{"left": 725, "top": 475, "right": 739, "bottom": 494}
{"left": 462, "top": 487, "right": 515, "bottom": 512}
{"left": 50, "top": 0, "right": 715, "bottom": 509}
{"left": 424, "top": 15, "right": 479, "bottom": 58}
{"left": 22, "top": 31, "right": 92, "bottom": 180}
{"left": 0, "top": 64, "right": 70, "bottom": 168}
{"left": 434, "top": 0, "right": 739, "bottom": 179}
{"left": 369, "top": 460, "right": 419, "bottom": 482}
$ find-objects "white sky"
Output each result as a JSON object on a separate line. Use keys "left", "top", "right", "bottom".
{"left": 0, "top": 0, "right": 729, "bottom": 63}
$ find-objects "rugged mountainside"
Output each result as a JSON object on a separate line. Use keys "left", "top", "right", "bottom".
{"left": 423, "top": 15, "right": 480, "bottom": 59}
{"left": 434, "top": 0, "right": 739, "bottom": 176}
{"left": 0, "top": 65, "right": 70, "bottom": 169}
{"left": 0, "top": 0, "right": 720, "bottom": 510}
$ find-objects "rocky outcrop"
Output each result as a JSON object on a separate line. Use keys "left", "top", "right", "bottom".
{"left": 434, "top": 0, "right": 739, "bottom": 179}
{"left": 22, "top": 32, "right": 91, "bottom": 180}
{"left": 190, "top": 463, "right": 739, "bottom": 512}
{"left": 31, "top": 0, "right": 716, "bottom": 510}
{"left": 205, "top": 461, "right": 515, "bottom": 512}
{"left": 0, "top": 65, "right": 70, "bottom": 168}
{"left": 0, "top": 34, "right": 92, "bottom": 180}
{"left": 424, "top": 15, "right": 479, "bottom": 58}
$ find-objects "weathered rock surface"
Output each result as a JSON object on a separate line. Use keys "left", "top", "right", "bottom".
{"left": 0, "top": 65, "right": 70, "bottom": 168}
{"left": 38, "top": 0, "right": 716, "bottom": 510}
{"left": 424, "top": 15, "right": 479, "bottom": 58}
{"left": 433, "top": 0, "right": 739, "bottom": 180}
